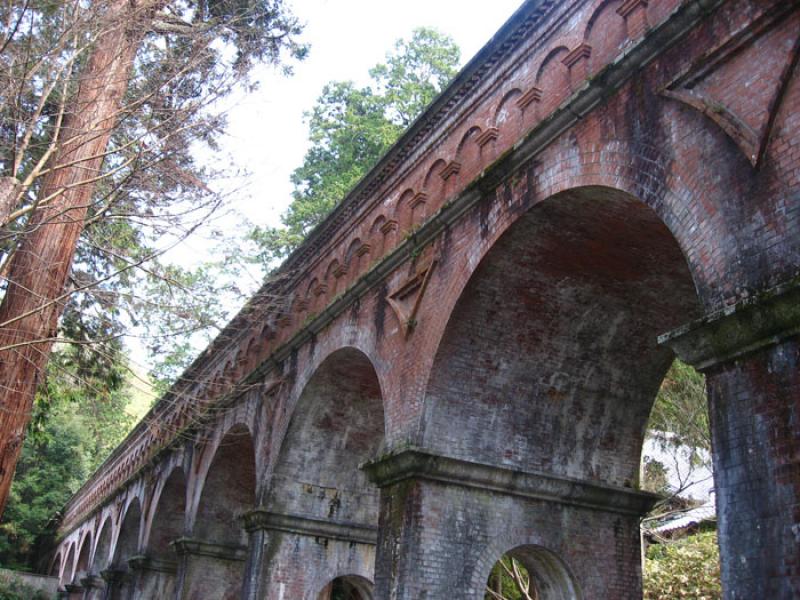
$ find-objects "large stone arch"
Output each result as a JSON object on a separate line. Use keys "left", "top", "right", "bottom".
{"left": 178, "top": 424, "right": 256, "bottom": 600}
{"left": 60, "top": 543, "right": 76, "bottom": 587}
{"left": 368, "top": 184, "right": 701, "bottom": 599}
{"left": 72, "top": 530, "right": 92, "bottom": 585}
{"left": 106, "top": 497, "right": 142, "bottom": 599}
{"left": 92, "top": 514, "right": 113, "bottom": 572}
{"left": 252, "top": 346, "right": 385, "bottom": 599}
{"left": 133, "top": 466, "right": 187, "bottom": 599}
{"left": 422, "top": 185, "right": 701, "bottom": 482}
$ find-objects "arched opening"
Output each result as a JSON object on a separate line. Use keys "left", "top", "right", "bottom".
{"left": 137, "top": 467, "right": 186, "bottom": 598}
{"left": 113, "top": 499, "right": 141, "bottom": 568}
{"left": 60, "top": 544, "right": 75, "bottom": 586}
{"left": 195, "top": 426, "right": 255, "bottom": 545}
{"left": 147, "top": 467, "right": 186, "bottom": 558}
{"left": 107, "top": 498, "right": 141, "bottom": 599}
{"left": 49, "top": 551, "right": 62, "bottom": 578}
{"left": 73, "top": 532, "right": 92, "bottom": 584}
{"left": 92, "top": 516, "right": 113, "bottom": 573}
{"left": 484, "top": 546, "right": 579, "bottom": 600}
{"left": 319, "top": 574, "right": 375, "bottom": 600}
{"left": 425, "top": 185, "right": 701, "bottom": 484}
{"left": 262, "top": 347, "right": 384, "bottom": 596}
{"left": 183, "top": 426, "right": 255, "bottom": 599}
{"left": 423, "top": 186, "right": 701, "bottom": 595}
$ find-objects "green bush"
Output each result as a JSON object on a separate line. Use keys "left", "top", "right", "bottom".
{"left": 644, "top": 532, "right": 721, "bottom": 599}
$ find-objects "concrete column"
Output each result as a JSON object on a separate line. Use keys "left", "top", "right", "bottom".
{"left": 363, "top": 448, "right": 657, "bottom": 599}
{"left": 661, "top": 280, "right": 800, "bottom": 599}
{"left": 171, "top": 538, "right": 247, "bottom": 600}
{"left": 240, "top": 509, "right": 377, "bottom": 599}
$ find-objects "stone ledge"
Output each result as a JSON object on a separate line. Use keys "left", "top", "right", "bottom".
{"left": 241, "top": 510, "right": 377, "bottom": 545}
{"left": 79, "top": 574, "right": 103, "bottom": 589}
{"left": 128, "top": 554, "right": 177, "bottom": 574}
{"left": 658, "top": 278, "right": 800, "bottom": 371}
{"left": 170, "top": 537, "right": 247, "bottom": 562}
{"left": 100, "top": 568, "right": 127, "bottom": 584}
{"left": 362, "top": 448, "right": 658, "bottom": 517}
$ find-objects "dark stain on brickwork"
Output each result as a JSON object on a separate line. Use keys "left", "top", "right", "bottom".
{"left": 374, "top": 282, "right": 388, "bottom": 340}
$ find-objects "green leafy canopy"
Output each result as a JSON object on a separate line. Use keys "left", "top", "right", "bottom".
{"left": 249, "top": 27, "right": 461, "bottom": 268}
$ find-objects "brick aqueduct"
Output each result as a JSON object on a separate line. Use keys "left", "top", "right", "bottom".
{"left": 45, "top": 0, "right": 800, "bottom": 598}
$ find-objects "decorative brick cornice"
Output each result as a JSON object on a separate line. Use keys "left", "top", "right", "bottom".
{"left": 362, "top": 448, "right": 658, "bottom": 516}
{"left": 332, "top": 264, "right": 348, "bottom": 279}
{"left": 517, "top": 86, "right": 543, "bottom": 109}
{"left": 658, "top": 278, "right": 800, "bottom": 371}
{"left": 312, "top": 283, "right": 328, "bottom": 297}
{"left": 562, "top": 43, "right": 592, "bottom": 68}
{"left": 241, "top": 509, "right": 377, "bottom": 545}
{"left": 476, "top": 127, "right": 499, "bottom": 147}
{"left": 379, "top": 219, "right": 398, "bottom": 235}
{"left": 439, "top": 161, "right": 462, "bottom": 181}
{"left": 355, "top": 243, "right": 371, "bottom": 258}
{"left": 410, "top": 191, "right": 429, "bottom": 209}
{"left": 617, "top": 0, "right": 648, "bottom": 18}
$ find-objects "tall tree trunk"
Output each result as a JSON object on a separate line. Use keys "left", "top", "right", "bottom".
{"left": 0, "top": 1, "right": 147, "bottom": 516}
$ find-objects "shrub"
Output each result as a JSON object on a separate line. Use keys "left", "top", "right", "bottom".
{"left": 644, "top": 531, "right": 721, "bottom": 599}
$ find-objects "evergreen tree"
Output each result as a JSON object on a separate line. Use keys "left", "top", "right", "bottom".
{"left": 249, "top": 27, "right": 460, "bottom": 267}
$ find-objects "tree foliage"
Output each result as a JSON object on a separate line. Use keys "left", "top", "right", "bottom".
{"left": 485, "top": 556, "right": 538, "bottom": 600}
{"left": 642, "top": 360, "right": 711, "bottom": 498}
{"left": 249, "top": 27, "right": 460, "bottom": 267}
{"left": 0, "top": 0, "right": 307, "bottom": 514}
{"left": 644, "top": 532, "right": 721, "bottom": 599}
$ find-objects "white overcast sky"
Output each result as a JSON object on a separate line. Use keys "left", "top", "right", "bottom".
{"left": 177, "top": 0, "right": 525, "bottom": 261}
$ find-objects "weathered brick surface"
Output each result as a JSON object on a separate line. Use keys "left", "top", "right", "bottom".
{"left": 46, "top": 0, "right": 800, "bottom": 598}
{"left": 375, "top": 478, "right": 644, "bottom": 599}
{"left": 708, "top": 338, "right": 800, "bottom": 599}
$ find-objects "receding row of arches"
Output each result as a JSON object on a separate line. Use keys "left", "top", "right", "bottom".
{"left": 52, "top": 184, "right": 704, "bottom": 599}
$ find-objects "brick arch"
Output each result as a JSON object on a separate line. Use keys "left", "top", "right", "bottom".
{"left": 316, "top": 574, "right": 375, "bottom": 600}
{"left": 455, "top": 125, "right": 483, "bottom": 172}
{"left": 60, "top": 542, "right": 76, "bottom": 586}
{"left": 422, "top": 185, "right": 700, "bottom": 481}
{"left": 325, "top": 258, "right": 344, "bottom": 296}
{"left": 493, "top": 89, "right": 524, "bottom": 147}
{"left": 344, "top": 237, "right": 368, "bottom": 288}
{"left": 190, "top": 422, "right": 256, "bottom": 539}
{"left": 535, "top": 45, "right": 570, "bottom": 114}
{"left": 394, "top": 188, "right": 417, "bottom": 233}
{"left": 422, "top": 159, "right": 448, "bottom": 211}
{"left": 183, "top": 423, "right": 255, "bottom": 599}
{"left": 583, "top": 0, "right": 626, "bottom": 75}
{"left": 142, "top": 465, "right": 187, "bottom": 552}
{"left": 111, "top": 496, "right": 142, "bottom": 568}
{"left": 72, "top": 529, "right": 92, "bottom": 584}
{"left": 91, "top": 513, "right": 114, "bottom": 572}
{"left": 48, "top": 550, "right": 62, "bottom": 578}
{"left": 472, "top": 539, "right": 582, "bottom": 600}
{"left": 261, "top": 346, "right": 384, "bottom": 597}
